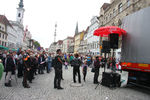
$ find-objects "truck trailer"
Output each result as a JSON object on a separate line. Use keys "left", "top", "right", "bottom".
{"left": 121, "top": 7, "right": 150, "bottom": 87}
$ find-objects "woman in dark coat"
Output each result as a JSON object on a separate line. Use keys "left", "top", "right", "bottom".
{"left": 5, "top": 52, "right": 16, "bottom": 87}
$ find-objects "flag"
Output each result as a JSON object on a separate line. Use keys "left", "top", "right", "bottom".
{"left": 23, "top": 26, "right": 28, "bottom": 41}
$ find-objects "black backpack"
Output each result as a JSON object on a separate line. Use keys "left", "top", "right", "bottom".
{"left": 71, "top": 58, "right": 81, "bottom": 67}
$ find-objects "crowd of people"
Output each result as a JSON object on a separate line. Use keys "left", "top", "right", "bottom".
{"left": 0, "top": 48, "right": 118, "bottom": 90}
{"left": 0, "top": 48, "right": 53, "bottom": 88}
{"left": 53, "top": 49, "right": 118, "bottom": 90}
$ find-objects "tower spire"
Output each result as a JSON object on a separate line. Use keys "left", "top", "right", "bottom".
{"left": 19, "top": 0, "right": 24, "bottom": 8}
{"left": 75, "top": 22, "right": 78, "bottom": 35}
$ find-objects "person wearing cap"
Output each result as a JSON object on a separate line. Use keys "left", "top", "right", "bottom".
{"left": 54, "top": 49, "right": 64, "bottom": 90}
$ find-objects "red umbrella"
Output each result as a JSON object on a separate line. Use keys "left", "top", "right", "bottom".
{"left": 93, "top": 26, "right": 126, "bottom": 37}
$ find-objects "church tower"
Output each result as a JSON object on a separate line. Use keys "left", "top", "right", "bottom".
{"left": 16, "top": 0, "right": 25, "bottom": 25}
{"left": 75, "top": 22, "right": 78, "bottom": 35}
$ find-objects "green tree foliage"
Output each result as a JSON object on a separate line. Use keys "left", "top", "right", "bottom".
{"left": 34, "top": 41, "right": 40, "bottom": 48}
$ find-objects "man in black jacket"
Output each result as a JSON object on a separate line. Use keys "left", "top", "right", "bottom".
{"left": 22, "top": 51, "right": 31, "bottom": 88}
{"left": 93, "top": 56, "right": 101, "bottom": 84}
{"left": 54, "top": 49, "right": 64, "bottom": 90}
{"left": 38, "top": 53, "right": 46, "bottom": 74}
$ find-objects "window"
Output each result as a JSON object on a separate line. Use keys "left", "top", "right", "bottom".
{"left": 5, "top": 42, "right": 6, "bottom": 47}
{"left": 5, "top": 35, "right": 7, "bottom": 40}
{"left": 113, "top": 9, "right": 116, "bottom": 16}
{"left": 0, "top": 40, "right": 1, "bottom": 45}
{"left": 110, "top": 13, "right": 112, "bottom": 19}
{"left": 18, "top": 13, "right": 21, "bottom": 17}
{"left": 127, "top": 0, "right": 130, "bottom": 7}
{"left": 118, "top": 3, "right": 123, "bottom": 13}
{"left": 2, "top": 27, "right": 4, "bottom": 31}
{"left": 2, "top": 41, "right": 4, "bottom": 46}
{"left": 106, "top": 17, "right": 108, "bottom": 22}
{"left": 2, "top": 34, "right": 4, "bottom": 39}
{"left": 0, "top": 33, "right": 1, "bottom": 38}
{"left": 0, "top": 25, "right": 1, "bottom": 29}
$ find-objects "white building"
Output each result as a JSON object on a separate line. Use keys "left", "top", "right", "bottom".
{"left": 62, "top": 37, "right": 74, "bottom": 53}
{"left": 56, "top": 40, "right": 63, "bottom": 51}
{"left": 49, "top": 42, "right": 57, "bottom": 54}
{"left": 82, "top": 27, "right": 89, "bottom": 54}
{"left": 7, "top": 25, "right": 17, "bottom": 49}
{"left": 10, "top": 0, "right": 25, "bottom": 49}
{"left": 87, "top": 16, "right": 100, "bottom": 56}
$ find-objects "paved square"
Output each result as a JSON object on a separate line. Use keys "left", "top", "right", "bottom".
{"left": 0, "top": 66, "right": 150, "bottom": 100}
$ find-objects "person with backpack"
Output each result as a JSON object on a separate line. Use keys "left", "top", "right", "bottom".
{"left": 54, "top": 49, "right": 64, "bottom": 90}
{"left": 71, "top": 53, "right": 82, "bottom": 83}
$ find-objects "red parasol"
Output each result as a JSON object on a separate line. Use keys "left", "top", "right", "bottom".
{"left": 93, "top": 26, "right": 126, "bottom": 37}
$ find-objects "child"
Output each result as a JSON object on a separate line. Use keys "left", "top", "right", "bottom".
{"left": 82, "top": 60, "right": 88, "bottom": 82}
{"left": 64, "top": 60, "right": 68, "bottom": 69}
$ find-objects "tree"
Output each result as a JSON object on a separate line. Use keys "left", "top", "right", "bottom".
{"left": 34, "top": 41, "right": 40, "bottom": 48}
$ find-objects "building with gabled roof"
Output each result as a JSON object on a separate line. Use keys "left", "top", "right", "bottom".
{"left": 0, "top": 15, "right": 9, "bottom": 48}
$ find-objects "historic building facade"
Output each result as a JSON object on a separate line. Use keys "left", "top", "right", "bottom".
{"left": 7, "top": 25, "right": 17, "bottom": 49}
{"left": 56, "top": 40, "right": 63, "bottom": 52}
{"left": 23, "top": 28, "right": 32, "bottom": 50}
{"left": 0, "top": 15, "right": 9, "bottom": 47}
{"left": 87, "top": 16, "right": 100, "bottom": 56}
{"left": 100, "top": 0, "right": 150, "bottom": 27}
{"left": 99, "top": 0, "right": 150, "bottom": 49}
{"left": 62, "top": 37, "right": 74, "bottom": 53}
{"left": 10, "top": 0, "right": 25, "bottom": 48}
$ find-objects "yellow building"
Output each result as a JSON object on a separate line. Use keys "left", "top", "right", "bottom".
{"left": 74, "top": 33, "right": 80, "bottom": 53}
{"left": 74, "top": 22, "right": 86, "bottom": 53}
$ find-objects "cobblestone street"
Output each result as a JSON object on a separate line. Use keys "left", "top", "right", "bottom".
{"left": 0, "top": 66, "right": 150, "bottom": 100}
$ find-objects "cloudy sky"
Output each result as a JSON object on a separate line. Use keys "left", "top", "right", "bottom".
{"left": 0, "top": 0, "right": 109, "bottom": 48}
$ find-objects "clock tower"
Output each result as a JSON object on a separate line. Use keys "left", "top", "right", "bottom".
{"left": 16, "top": 0, "right": 25, "bottom": 25}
